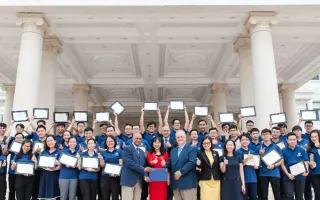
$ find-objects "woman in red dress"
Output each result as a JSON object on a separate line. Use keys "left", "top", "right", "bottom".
{"left": 147, "top": 136, "right": 169, "bottom": 200}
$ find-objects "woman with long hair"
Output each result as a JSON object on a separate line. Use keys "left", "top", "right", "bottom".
{"left": 308, "top": 129, "right": 320, "bottom": 200}
{"left": 59, "top": 130, "right": 72, "bottom": 150}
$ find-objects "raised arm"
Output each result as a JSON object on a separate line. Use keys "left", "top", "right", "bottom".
{"left": 208, "top": 114, "right": 217, "bottom": 128}
{"left": 139, "top": 107, "right": 145, "bottom": 133}
{"left": 164, "top": 105, "right": 170, "bottom": 127}
{"left": 187, "top": 114, "right": 196, "bottom": 132}
{"left": 183, "top": 106, "right": 190, "bottom": 130}
{"left": 157, "top": 108, "right": 163, "bottom": 134}
{"left": 238, "top": 114, "right": 243, "bottom": 132}
{"left": 113, "top": 112, "right": 121, "bottom": 136}
{"left": 24, "top": 117, "right": 34, "bottom": 135}
{"left": 46, "top": 122, "right": 55, "bottom": 134}
{"left": 67, "top": 119, "right": 75, "bottom": 132}
{"left": 92, "top": 119, "right": 97, "bottom": 131}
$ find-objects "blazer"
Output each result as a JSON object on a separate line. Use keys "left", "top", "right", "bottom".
{"left": 197, "top": 150, "right": 222, "bottom": 181}
{"left": 120, "top": 144, "right": 147, "bottom": 187}
{"left": 167, "top": 144, "right": 197, "bottom": 190}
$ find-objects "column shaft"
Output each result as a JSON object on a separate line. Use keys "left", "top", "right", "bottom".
{"left": 73, "top": 84, "right": 90, "bottom": 111}
{"left": 3, "top": 85, "right": 15, "bottom": 124}
{"left": 211, "top": 84, "right": 228, "bottom": 123}
{"left": 280, "top": 84, "right": 298, "bottom": 129}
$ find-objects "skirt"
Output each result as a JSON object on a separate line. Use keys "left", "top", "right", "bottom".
{"left": 221, "top": 179, "right": 243, "bottom": 200}
{"left": 38, "top": 170, "right": 60, "bottom": 199}
{"left": 199, "top": 178, "right": 220, "bottom": 200}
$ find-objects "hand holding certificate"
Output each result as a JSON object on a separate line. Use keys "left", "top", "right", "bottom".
{"left": 9, "top": 141, "right": 22, "bottom": 153}
{"left": 38, "top": 155, "right": 56, "bottom": 169}
{"left": 244, "top": 153, "right": 260, "bottom": 167}
{"left": 33, "top": 108, "right": 49, "bottom": 119}
{"left": 261, "top": 149, "right": 282, "bottom": 166}
{"left": 103, "top": 163, "right": 122, "bottom": 176}
{"left": 81, "top": 156, "right": 99, "bottom": 169}
{"left": 170, "top": 101, "right": 184, "bottom": 110}
{"left": 289, "top": 161, "right": 308, "bottom": 176}
{"left": 59, "top": 153, "right": 78, "bottom": 168}
{"left": 12, "top": 110, "right": 28, "bottom": 122}
{"left": 15, "top": 162, "right": 34, "bottom": 175}
{"left": 194, "top": 106, "right": 208, "bottom": 116}
{"left": 95, "top": 112, "right": 109, "bottom": 122}
{"left": 110, "top": 101, "right": 125, "bottom": 115}
{"left": 53, "top": 112, "right": 69, "bottom": 123}
{"left": 144, "top": 102, "right": 158, "bottom": 111}
{"left": 240, "top": 106, "right": 256, "bottom": 117}
{"left": 219, "top": 113, "right": 234, "bottom": 123}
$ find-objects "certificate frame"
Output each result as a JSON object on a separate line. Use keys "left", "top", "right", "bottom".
{"left": 244, "top": 153, "right": 260, "bottom": 167}
{"left": 143, "top": 102, "right": 158, "bottom": 111}
{"left": 194, "top": 106, "right": 208, "bottom": 116}
{"left": 170, "top": 101, "right": 184, "bottom": 110}
{"left": 270, "top": 112, "right": 287, "bottom": 124}
{"left": 11, "top": 110, "right": 28, "bottom": 122}
{"left": 33, "top": 108, "right": 49, "bottom": 120}
{"left": 110, "top": 101, "right": 126, "bottom": 115}
{"left": 276, "top": 141, "right": 286, "bottom": 149}
{"left": 219, "top": 112, "right": 234, "bottom": 123}
{"left": 32, "top": 141, "right": 44, "bottom": 152}
{"left": 9, "top": 141, "right": 22, "bottom": 153}
{"left": 300, "top": 110, "right": 318, "bottom": 121}
{"left": 15, "top": 162, "right": 34, "bottom": 175}
{"left": 261, "top": 149, "right": 282, "bottom": 166}
{"left": 213, "top": 148, "right": 223, "bottom": 157}
{"left": 53, "top": 112, "right": 69, "bottom": 123}
{"left": 58, "top": 152, "right": 78, "bottom": 168}
{"left": 38, "top": 155, "right": 56, "bottom": 169}
{"left": 95, "top": 112, "right": 110, "bottom": 122}
{"left": 73, "top": 111, "right": 88, "bottom": 122}
{"left": 81, "top": 156, "right": 99, "bottom": 170}
{"left": 103, "top": 163, "right": 122, "bottom": 176}
{"left": 138, "top": 145, "right": 146, "bottom": 154}
{"left": 288, "top": 161, "right": 308, "bottom": 176}
{"left": 240, "top": 106, "right": 256, "bottom": 117}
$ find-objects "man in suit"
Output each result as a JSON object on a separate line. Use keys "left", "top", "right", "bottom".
{"left": 121, "top": 132, "right": 152, "bottom": 200}
{"left": 162, "top": 130, "right": 197, "bottom": 200}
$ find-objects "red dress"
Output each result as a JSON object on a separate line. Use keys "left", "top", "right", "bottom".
{"left": 147, "top": 152, "right": 169, "bottom": 200}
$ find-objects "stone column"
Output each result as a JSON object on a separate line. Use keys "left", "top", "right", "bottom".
{"left": 211, "top": 83, "right": 228, "bottom": 123}
{"left": 279, "top": 84, "right": 298, "bottom": 129}
{"left": 246, "top": 12, "right": 280, "bottom": 129}
{"left": 72, "top": 84, "right": 90, "bottom": 111}
{"left": 2, "top": 85, "right": 15, "bottom": 125}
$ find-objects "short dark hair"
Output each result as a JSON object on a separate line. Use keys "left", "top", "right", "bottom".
{"left": 240, "top": 133, "right": 250, "bottom": 141}
{"left": 246, "top": 120, "right": 254, "bottom": 125}
{"left": 106, "top": 125, "right": 115, "bottom": 131}
{"left": 292, "top": 125, "right": 302, "bottom": 132}
{"left": 86, "top": 138, "right": 96, "bottom": 145}
{"left": 0, "top": 123, "right": 7, "bottom": 129}
{"left": 37, "top": 119, "right": 46, "bottom": 125}
{"left": 16, "top": 140, "right": 33, "bottom": 160}
{"left": 77, "top": 122, "right": 85, "bottom": 126}
{"left": 133, "top": 124, "right": 140, "bottom": 128}
{"left": 44, "top": 135, "right": 58, "bottom": 150}
{"left": 277, "top": 123, "right": 287, "bottom": 128}
{"left": 15, "top": 123, "right": 25, "bottom": 129}
{"left": 147, "top": 121, "right": 156, "bottom": 128}
{"left": 198, "top": 120, "right": 207, "bottom": 125}
{"left": 223, "top": 140, "right": 236, "bottom": 156}
{"left": 104, "top": 135, "right": 117, "bottom": 149}
{"left": 261, "top": 128, "right": 272, "bottom": 135}
{"left": 14, "top": 132, "right": 24, "bottom": 139}
{"left": 208, "top": 127, "right": 218, "bottom": 132}
{"left": 287, "top": 132, "right": 297, "bottom": 139}
{"left": 229, "top": 125, "right": 237, "bottom": 130}
{"left": 222, "top": 123, "right": 230, "bottom": 129}
{"left": 271, "top": 127, "right": 280, "bottom": 131}
{"left": 305, "top": 120, "right": 314, "bottom": 125}
{"left": 171, "top": 119, "right": 181, "bottom": 125}
{"left": 36, "top": 125, "right": 46, "bottom": 131}
{"left": 84, "top": 127, "right": 93, "bottom": 133}
{"left": 67, "top": 136, "right": 77, "bottom": 144}
{"left": 99, "top": 123, "right": 108, "bottom": 128}
{"left": 250, "top": 128, "right": 260, "bottom": 133}
{"left": 56, "top": 122, "right": 65, "bottom": 127}
{"left": 189, "top": 129, "right": 198, "bottom": 136}
{"left": 124, "top": 124, "right": 133, "bottom": 129}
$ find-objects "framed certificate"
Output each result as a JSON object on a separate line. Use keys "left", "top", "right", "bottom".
{"left": 103, "top": 163, "right": 122, "bottom": 176}
{"left": 33, "top": 142, "right": 44, "bottom": 152}
{"left": 95, "top": 112, "right": 109, "bottom": 122}
{"left": 240, "top": 106, "right": 256, "bottom": 117}
{"left": 289, "top": 161, "right": 307, "bottom": 176}
{"left": 143, "top": 102, "right": 158, "bottom": 111}
{"left": 300, "top": 110, "right": 317, "bottom": 121}
{"left": 276, "top": 141, "right": 286, "bottom": 149}
{"left": 150, "top": 168, "right": 168, "bottom": 182}
{"left": 73, "top": 111, "right": 88, "bottom": 122}
{"left": 12, "top": 110, "right": 28, "bottom": 122}
{"left": 270, "top": 112, "right": 287, "bottom": 124}
{"left": 170, "top": 101, "right": 184, "bottom": 110}
{"left": 38, "top": 155, "right": 56, "bottom": 168}
{"left": 9, "top": 141, "right": 22, "bottom": 153}
{"left": 59, "top": 152, "right": 78, "bottom": 168}
{"left": 213, "top": 148, "right": 223, "bottom": 157}
{"left": 219, "top": 112, "right": 234, "bottom": 123}
{"left": 194, "top": 106, "right": 208, "bottom": 116}
{"left": 33, "top": 108, "right": 49, "bottom": 119}
{"left": 15, "top": 162, "right": 34, "bottom": 175}
{"left": 81, "top": 156, "right": 99, "bottom": 169}
{"left": 110, "top": 101, "right": 125, "bottom": 115}
{"left": 261, "top": 149, "right": 282, "bottom": 166}
{"left": 53, "top": 112, "right": 69, "bottom": 123}
{"left": 244, "top": 153, "right": 260, "bottom": 167}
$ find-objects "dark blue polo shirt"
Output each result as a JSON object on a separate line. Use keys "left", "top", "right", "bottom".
{"left": 119, "top": 132, "right": 132, "bottom": 144}
{"left": 198, "top": 131, "right": 208, "bottom": 143}
{"left": 302, "top": 133, "right": 311, "bottom": 140}
{"left": 143, "top": 131, "right": 160, "bottom": 146}
{"left": 79, "top": 151, "right": 98, "bottom": 180}
{"left": 59, "top": 149, "right": 79, "bottom": 179}
{"left": 169, "top": 128, "right": 187, "bottom": 139}
{"left": 282, "top": 145, "right": 308, "bottom": 180}
{"left": 236, "top": 147, "right": 257, "bottom": 183}
{"left": 256, "top": 143, "right": 283, "bottom": 177}
{"left": 25, "top": 132, "right": 39, "bottom": 142}
{"left": 297, "top": 138, "right": 308, "bottom": 150}
{"left": 101, "top": 148, "right": 122, "bottom": 176}
{"left": 309, "top": 147, "right": 320, "bottom": 176}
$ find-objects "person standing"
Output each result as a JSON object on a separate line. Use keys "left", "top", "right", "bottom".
{"left": 307, "top": 129, "right": 320, "bottom": 200}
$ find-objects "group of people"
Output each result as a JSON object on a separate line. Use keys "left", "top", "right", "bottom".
{"left": 0, "top": 105, "right": 318, "bottom": 200}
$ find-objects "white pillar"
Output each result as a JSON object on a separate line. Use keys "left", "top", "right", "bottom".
{"left": 13, "top": 13, "right": 48, "bottom": 115}
{"left": 211, "top": 83, "right": 228, "bottom": 123}
{"left": 2, "top": 85, "right": 15, "bottom": 124}
{"left": 280, "top": 84, "right": 298, "bottom": 129}
{"left": 72, "top": 84, "right": 90, "bottom": 111}
{"left": 39, "top": 38, "right": 62, "bottom": 124}
{"left": 246, "top": 12, "right": 280, "bottom": 129}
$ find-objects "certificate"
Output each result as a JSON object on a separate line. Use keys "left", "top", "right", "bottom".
{"left": 244, "top": 154, "right": 260, "bottom": 167}
{"left": 12, "top": 110, "right": 28, "bottom": 122}
{"left": 194, "top": 106, "right": 208, "bottom": 116}
{"left": 9, "top": 141, "right": 22, "bottom": 153}
{"left": 144, "top": 102, "right": 158, "bottom": 111}
{"left": 53, "top": 112, "right": 69, "bottom": 123}
{"left": 33, "top": 142, "right": 44, "bottom": 152}
{"left": 289, "top": 161, "right": 307, "bottom": 176}
{"left": 150, "top": 168, "right": 168, "bottom": 182}
{"left": 300, "top": 110, "right": 317, "bottom": 121}
{"left": 261, "top": 149, "right": 282, "bottom": 166}
{"left": 270, "top": 113, "right": 287, "bottom": 124}
{"left": 115, "top": 144, "right": 120, "bottom": 149}
{"left": 38, "top": 155, "right": 56, "bottom": 168}
{"left": 15, "top": 162, "right": 34, "bottom": 175}
{"left": 219, "top": 113, "right": 234, "bottom": 123}
{"left": 74, "top": 111, "right": 88, "bottom": 122}
{"left": 240, "top": 106, "right": 256, "bottom": 117}
{"left": 103, "top": 163, "right": 122, "bottom": 176}
{"left": 59, "top": 153, "right": 78, "bottom": 168}
{"left": 81, "top": 156, "right": 99, "bottom": 169}
{"left": 110, "top": 101, "right": 125, "bottom": 115}
{"left": 138, "top": 145, "right": 146, "bottom": 153}
{"left": 170, "top": 101, "right": 184, "bottom": 110}
{"left": 213, "top": 148, "right": 223, "bottom": 157}
{"left": 276, "top": 141, "right": 286, "bottom": 149}
{"left": 33, "top": 108, "right": 49, "bottom": 119}
{"left": 95, "top": 112, "right": 109, "bottom": 122}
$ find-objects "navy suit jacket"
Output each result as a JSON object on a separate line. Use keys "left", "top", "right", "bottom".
{"left": 120, "top": 144, "right": 147, "bottom": 187}
{"left": 167, "top": 143, "right": 197, "bottom": 190}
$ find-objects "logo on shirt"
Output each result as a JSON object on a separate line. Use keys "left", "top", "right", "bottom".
{"left": 115, "top": 153, "right": 119, "bottom": 156}
{"left": 297, "top": 152, "right": 302, "bottom": 157}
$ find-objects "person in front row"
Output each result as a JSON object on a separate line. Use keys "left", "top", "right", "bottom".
{"left": 308, "top": 129, "right": 320, "bottom": 200}
{"left": 162, "top": 130, "right": 197, "bottom": 200}
{"left": 281, "top": 132, "right": 309, "bottom": 200}
{"left": 121, "top": 132, "right": 152, "bottom": 200}
{"left": 196, "top": 136, "right": 223, "bottom": 200}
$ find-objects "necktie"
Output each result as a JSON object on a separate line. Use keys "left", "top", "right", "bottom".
{"left": 136, "top": 147, "right": 140, "bottom": 158}
{"left": 178, "top": 147, "right": 182, "bottom": 157}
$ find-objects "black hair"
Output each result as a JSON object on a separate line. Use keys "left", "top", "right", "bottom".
{"left": 106, "top": 125, "right": 115, "bottom": 131}
{"left": 308, "top": 129, "right": 320, "bottom": 152}
{"left": 261, "top": 128, "right": 272, "bottom": 135}
{"left": 200, "top": 136, "right": 212, "bottom": 152}
{"left": 149, "top": 136, "right": 166, "bottom": 155}
{"left": 84, "top": 127, "right": 93, "bottom": 133}
{"left": 56, "top": 122, "right": 66, "bottom": 127}
{"left": 229, "top": 124, "right": 237, "bottom": 130}
{"left": 67, "top": 136, "right": 77, "bottom": 144}
{"left": 171, "top": 119, "right": 181, "bottom": 125}
{"left": 271, "top": 127, "right": 280, "bottom": 131}
{"left": 287, "top": 132, "right": 297, "bottom": 139}
{"left": 16, "top": 140, "right": 33, "bottom": 160}
{"left": 86, "top": 138, "right": 96, "bottom": 145}
{"left": 277, "top": 123, "right": 287, "bottom": 128}
{"left": 223, "top": 140, "right": 236, "bottom": 156}
{"left": 14, "top": 132, "right": 24, "bottom": 139}
{"left": 44, "top": 135, "right": 58, "bottom": 150}
{"left": 246, "top": 120, "right": 254, "bottom": 125}
{"left": 104, "top": 135, "right": 117, "bottom": 149}
{"left": 198, "top": 120, "right": 207, "bottom": 125}
{"left": 146, "top": 121, "right": 157, "bottom": 128}
{"left": 37, "top": 119, "right": 46, "bottom": 126}
{"left": 15, "top": 123, "right": 25, "bottom": 129}
{"left": 62, "top": 131, "right": 73, "bottom": 143}
{"left": 208, "top": 127, "right": 218, "bottom": 132}
{"left": 124, "top": 124, "right": 133, "bottom": 128}
{"left": 305, "top": 121, "right": 314, "bottom": 125}
{"left": 0, "top": 123, "right": 7, "bottom": 129}
{"left": 132, "top": 124, "right": 140, "bottom": 128}
{"left": 36, "top": 125, "right": 46, "bottom": 131}
{"left": 221, "top": 123, "right": 230, "bottom": 129}
{"left": 292, "top": 125, "right": 302, "bottom": 132}
{"left": 250, "top": 128, "right": 260, "bottom": 133}
{"left": 99, "top": 123, "right": 108, "bottom": 128}
{"left": 189, "top": 129, "right": 198, "bottom": 136}
{"left": 77, "top": 122, "right": 85, "bottom": 126}
{"left": 239, "top": 133, "right": 250, "bottom": 141}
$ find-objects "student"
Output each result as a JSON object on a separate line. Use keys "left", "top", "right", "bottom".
{"left": 281, "top": 132, "right": 308, "bottom": 200}
{"left": 79, "top": 127, "right": 97, "bottom": 152}
{"left": 94, "top": 122, "right": 108, "bottom": 146}
{"left": 308, "top": 129, "right": 320, "bottom": 200}
{"left": 256, "top": 128, "right": 283, "bottom": 200}
{"left": 77, "top": 139, "right": 101, "bottom": 200}
{"left": 227, "top": 125, "right": 241, "bottom": 150}
{"left": 0, "top": 141, "right": 7, "bottom": 200}
{"left": 68, "top": 120, "right": 86, "bottom": 144}
{"left": 249, "top": 128, "right": 261, "bottom": 150}
{"left": 56, "top": 122, "right": 66, "bottom": 145}
{"left": 237, "top": 114, "right": 254, "bottom": 134}
{"left": 161, "top": 126, "right": 176, "bottom": 152}
{"left": 164, "top": 105, "right": 189, "bottom": 138}
{"left": 208, "top": 128, "right": 224, "bottom": 149}
{"left": 100, "top": 135, "right": 123, "bottom": 200}
{"left": 140, "top": 107, "right": 163, "bottom": 145}
{"left": 292, "top": 125, "right": 308, "bottom": 150}
{"left": 188, "top": 129, "right": 200, "bottom": 151}
{"left": 221, "top": 140, "right": 245, "bottom": 200}
{"left": 302, "top": 120, "right": 313, "bottom": 140}
{"left": 271, "top": 127, "right": 286, "bottom": 150}
{"left": 278, "top": 123, "right": 288, "bottom": 141}
{"left": 59, "top": 130, "right": 72, "bottom": 150}
{"left": 188, "top": 114, "right": 208, "bottom": 142}
{"left": 105, "top": 125, "right": 124, "bottom": 150}
{"left": 113, "top": 112, "right": 133, "bottom": 144}
{"left": 59, "top": 136, "right": 79, "bottom": 200}
{"left": 236, "top": 134, "right": 258, "bottom": 200}
{"left": 11, "top": 140, "right": 37, "bottom": 200}
{"left": 38, "top": 135, "right": 61, "bottom": 199}
{"left": 25, "top": 118, "right": 54, "bottom": 141}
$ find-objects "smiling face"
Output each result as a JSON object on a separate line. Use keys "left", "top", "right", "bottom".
{"left": 85, "top": 130, "right": 93, "bottom": 140}
{"left": 240, "top": 136, "right": 250, "bottom": 148}
{"left": 225, "top": 140, "right": 235, "bottom": 153}
{"left": 153, "top": 139, "right": 161, "bottom": 151}
{"left": 162, "top": 126, "right": 170, "bottom": 138}
{"left": 190, "top": 130, "right": 198, "bottom": 141}
{"left": 22, "top": 141, "right": 32, "bottom": 154}
{"left": 176, "top": 130, "right": 186, "bottom": 147}
{"left": 68, "top": 138, "right": 77, "bottom": 149}
{"left": 147, "top": 123, "right": 156, "bottom": 133}
{"left": 57, "top": 125, "right": 65, "bottom": 135}
{"left": 287, "top": 135, "right": 297, "bottom": 148}
{"left": 63, "top": 131, "right": 71, "bottom": 142}
{"left": 310, "top": 132, "right": 319, "bottom": 144}
{"left": 87, "top": 140, "right": 96, "bottom": 150}
{"left": 46, "top": 136, "right": 56, "bottom": 149}
{"left": 106, "top": 137, "right": 116, "bottom": 149}
{"left": 202, "top": 138, "right": 212, "bottom": 150}
{"left": 209, "top": 129, "right": 218, "bottom": 140}
{"left": 124, "top": 125, "right": 133, "bottom": 136}
{"left": 198, "top": 121, "right": 207, "bottom": 132}
{"left": 133, "top": 133, "right": 142, "bottom": 146}
{"left": 37, "top": 127, "right": 46, "bottom": 139}
{"left": 172, "top": 119, "right": 181, "bottom": 130}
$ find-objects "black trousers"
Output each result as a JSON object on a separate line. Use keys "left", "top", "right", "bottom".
{"left": 244, "top": 183, "right": 257, "bottom": 200}
{"left": 15, "top": 175, "right": 33, "bottom": 200}
{"left": 140, "top": 180, "right": 148, "bottom": 200}
{"left": 97, "top": 172, "right": 102, "bottom": 200}
{"left": 79, "top": 179, "right": 97, "bottom": 200}
{"left": 100, "top": 176, "right": 120, "bottom": 200}
{"left": 8, "top": 174, "right": 16, "bottom": 200}
{"left": 311, "top": 174, "right": 320, "bottom": 200}
{"left": 0, "top": 174, "right": 6, "bottom": 200}
{"left": 283, "top": 179, "right": 305, "bottom": 200}
{"left": 166, "top": 186, "right": 173, "bottom": 200}
{"left": 259, "top": 176, "right": 281, "bottom": 200}
{"left": 304, "top": 176, "right": 313, "bottom": 200}
{"left": 31, "top": 170, "right": 41, "bottom": 200}
{"left": 255, "top": 170, "right": 261, "bottom": 199}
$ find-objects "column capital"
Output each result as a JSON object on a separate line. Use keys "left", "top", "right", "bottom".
{"left": 15, "top": 12, "right": 49, "bottom": 36}
{"left": 72, "top": 84, "right": 90, "bottom": 95}
{"left": 43, "top": 37, "right": 63, "bottom": 54}
{"left": 211, "top": 83, "right": 228, "bottom": 93}
{"left": 279, "top": 83, "right": 298, "bottom": 94}
{"left": 2, "top": 84, "right": 15, "bottom": 92}
{"left": 245, "top": 12, "right": 277, "bottom": 34}
{"left": 233, "top": 36, "right": 250, "bottom": 53}
{"left": 91, "top": 106, "right": 106, "bottom": 113}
